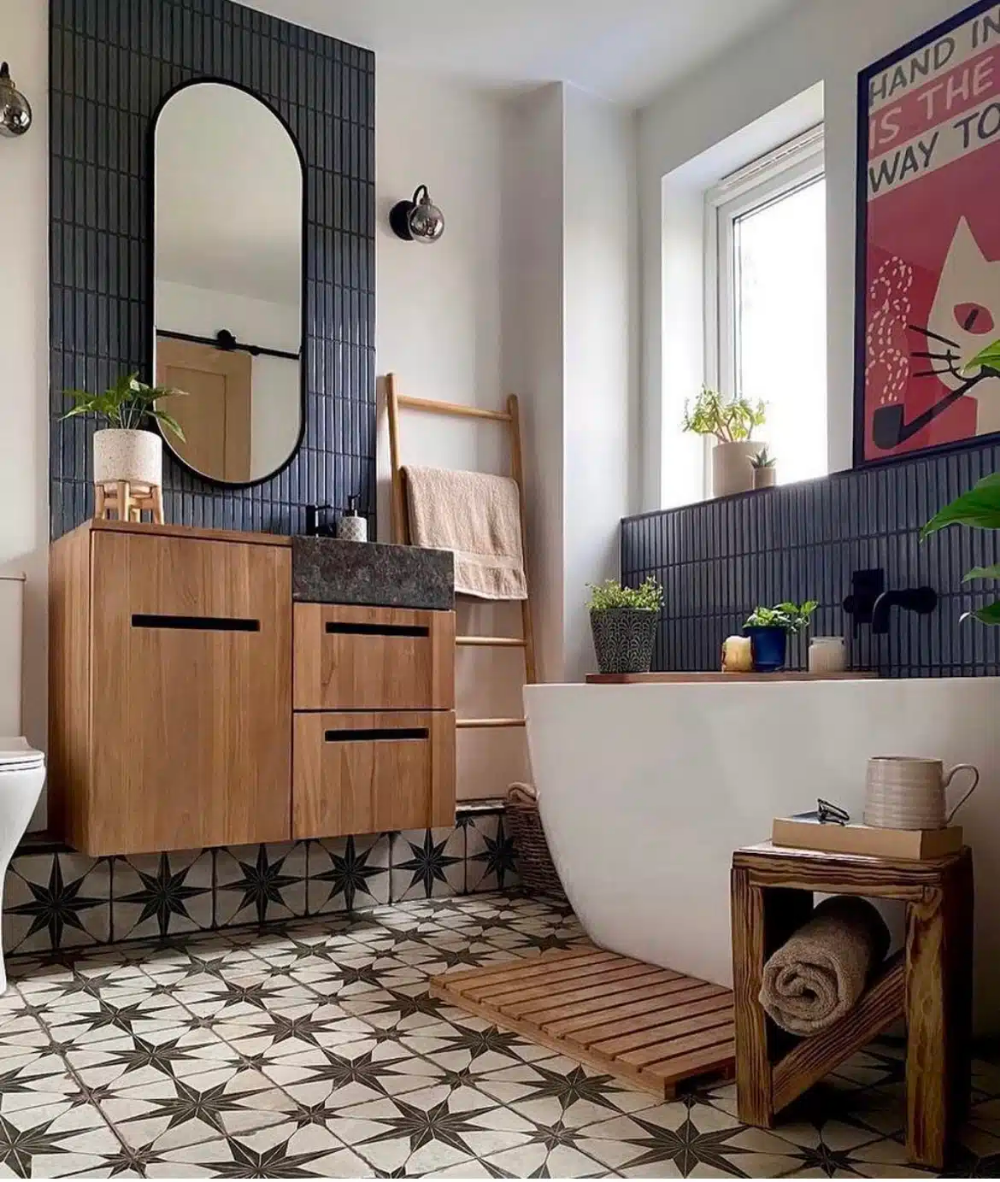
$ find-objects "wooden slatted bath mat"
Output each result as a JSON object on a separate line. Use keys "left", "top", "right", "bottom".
{"left": 430, "top": 946, "right": 735, "bottom": 1099}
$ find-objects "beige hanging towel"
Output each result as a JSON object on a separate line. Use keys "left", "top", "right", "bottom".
{"left": 402, "top": 465, "right": 527, "bottom": 601}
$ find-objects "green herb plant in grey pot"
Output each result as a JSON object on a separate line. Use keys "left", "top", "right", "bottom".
{"left": 588, "top": 577, "right": 664, "bottom": 675}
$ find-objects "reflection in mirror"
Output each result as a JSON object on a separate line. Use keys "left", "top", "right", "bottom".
{"left": 153, "top": 82, "right": 303, "bottom": 485}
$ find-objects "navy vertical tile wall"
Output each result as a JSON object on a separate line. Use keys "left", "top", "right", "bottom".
{"left": 48, "top": 0, "right": 375, "bottom": 537}
{"left": 621, "top": 445, "right": 1000, "bottom": 678}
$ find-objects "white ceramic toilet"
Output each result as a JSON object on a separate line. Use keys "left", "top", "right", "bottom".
{"left": 0, "top": 574, "right": 46, "bottom": 992}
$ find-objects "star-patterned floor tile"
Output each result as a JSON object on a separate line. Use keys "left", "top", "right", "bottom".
{"left": 465, "top": 814, "right": 521, "bottom": 894}
{"left": 308, "top": 834, "right": 391, "bottom": 914}
{"left": 112, "top": 850, "right": 214, "bottom": 941}
{"left": 390, "top": 830, "right": 465, "bottom": 901}
{"left": 215, "top": 844, "right": 307, "bottom": 927}
{"left": 0, "top": 886, "right": 996, "bottom": 1178}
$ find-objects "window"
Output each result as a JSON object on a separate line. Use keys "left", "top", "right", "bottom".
{"left": 707, "top": 127, "right": 827, "bottom": 488}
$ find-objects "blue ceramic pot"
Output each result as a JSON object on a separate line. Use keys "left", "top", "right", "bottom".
{"left": 745, "top": 625, "right": 787, "bottom": 673}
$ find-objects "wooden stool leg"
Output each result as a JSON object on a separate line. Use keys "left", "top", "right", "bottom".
{"left": 151, "top": 484, "right": 164, "bottom": 524}
{"left": 115, "top": 480, "right": 130, "bottom": 524}
{"left": 732, "top": 867, "right": 774, "bottom": 1127}
{"left": 94, "top": 484, "right": 107, "bottom": 520}
{"left": 906, "top": 884, "right": 954, "bottom": 1170}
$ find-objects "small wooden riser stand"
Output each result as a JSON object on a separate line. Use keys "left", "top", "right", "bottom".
{"left": 431, "top": 946, "right": 735, "bottom": 1100}
{"left": 731, "top": 843, "right": 974, "bottom": 1171}
{"left": 95, "top": 481, "right": 164, "bottom": 524}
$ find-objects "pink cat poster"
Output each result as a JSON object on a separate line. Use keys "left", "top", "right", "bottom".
{"left": 857, "top": 0, "right": 1000, "bottom": 464}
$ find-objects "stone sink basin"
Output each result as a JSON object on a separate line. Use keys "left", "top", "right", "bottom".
{"left": 291, "top": 536, "right": 454, "bottom": 611}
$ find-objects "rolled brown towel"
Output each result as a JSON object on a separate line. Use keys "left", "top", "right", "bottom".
{"left": 759, "top": 896, "right": 891, "bottom": 1037}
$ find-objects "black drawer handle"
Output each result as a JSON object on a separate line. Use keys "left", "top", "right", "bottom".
{"left": 325, "top": 622, "right": 429, "bottom": 638}
{"left": 131, "top": 614, "right": 261, "bottom": 632}
{"left": 324, "top": 727, "right": 429, "bottom": 742}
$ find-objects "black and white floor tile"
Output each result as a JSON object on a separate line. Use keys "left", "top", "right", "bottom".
{"left": 6, "top": 812, "right": 518, "bottom": 955}
{"left": 0, "top": 890, "right": 996, "bottom": 1178}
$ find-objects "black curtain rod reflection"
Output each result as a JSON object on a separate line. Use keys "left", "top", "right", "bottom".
{"left": 156, "top": 327, "right": 300, "bottom": 361}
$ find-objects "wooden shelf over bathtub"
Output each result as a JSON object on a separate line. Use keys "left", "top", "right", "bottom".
{"left": 586, "top": 671, "right": 878, "bottom": 684}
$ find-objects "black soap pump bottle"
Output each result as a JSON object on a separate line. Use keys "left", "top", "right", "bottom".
{"left": 336, "top": 495, "right": 368, "bottom": 543}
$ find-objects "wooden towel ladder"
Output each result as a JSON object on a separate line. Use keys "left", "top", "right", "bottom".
{"left": 386, "top": 372, "right": 536, "bottom": 734}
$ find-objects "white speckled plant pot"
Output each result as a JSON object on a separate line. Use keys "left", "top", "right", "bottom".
{"left": 93, "top": 429, "right": 162, "bottom": 486}
{"left": 712, "top": 440, "right": 761, "bottom": 498}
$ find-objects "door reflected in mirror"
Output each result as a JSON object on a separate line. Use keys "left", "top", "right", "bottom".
{"left": 152, "top": 81, "right": 303, "bottom": 485}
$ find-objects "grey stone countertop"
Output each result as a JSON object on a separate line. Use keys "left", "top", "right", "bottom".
{"left": 291, "top": 536, "right": 455, "bottom": 611}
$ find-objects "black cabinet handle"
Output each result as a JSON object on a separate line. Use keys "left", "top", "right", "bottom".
{"left": 324, "top": 622, "right": 428, "bottom": 638}
{"left": 131, "top": 614, "right": 260, "bottom": 632}
{"left": 324, "top": 727, "right": 429, "bottom": 743}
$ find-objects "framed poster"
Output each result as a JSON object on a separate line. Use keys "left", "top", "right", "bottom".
{"left": 855, "top": 0, "right": 1000, "bottom": 466}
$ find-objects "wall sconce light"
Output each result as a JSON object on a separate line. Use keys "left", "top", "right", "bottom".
{"left": 0, "top": 62, "right": 32, "bottom": 137}
{"left": 389, "top": 185, "right": 445, "bottom": 244}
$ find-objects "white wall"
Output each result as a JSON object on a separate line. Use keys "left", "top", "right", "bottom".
{"left": 639, "top": 0, "right": 974, "bottom": 511}
{"left": 562, "top": 85, "right": 638, "bottom": 682}
{"left": 1, "top": 1, "right": 48, "bottom": 829}
{"left": 376, "top": 65, "right": 530, "bottom": 798}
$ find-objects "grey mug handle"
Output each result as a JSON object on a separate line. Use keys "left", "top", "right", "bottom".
{"left": 944, "top": 764, "right": 980, "bottom": 823}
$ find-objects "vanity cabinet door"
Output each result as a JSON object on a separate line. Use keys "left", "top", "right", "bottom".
{"left": 89, "top": 531, "right": 291, "bottom": 854}
{"left": 293, "top": 604, "right": 455, "bottom": 711}
{"left": 293, "top": 711, "right": 455, "bottom": 838}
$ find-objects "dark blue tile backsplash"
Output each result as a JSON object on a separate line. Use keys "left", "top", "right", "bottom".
{"left": 48, "top": 0, "right": 375, "bottom": 538}
{"left": 621, "top": 444, "right": 1000, "bottom": 678}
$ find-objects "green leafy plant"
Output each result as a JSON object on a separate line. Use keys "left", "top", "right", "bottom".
{"left": 962, "top": 339, "right": 1000, "bottom": 376}
{"left": 682, "top": 385, "right": 767, "bottom": 444}
{"left": 588, "top": 577, "right": 664, "bottom": 613}
{"left": 62, "top": 371, "right": 186, "bottom": 441}
{"left": 922, "top": 471, "right": 1000, "bottom": 624}
{"left": 745, "top": 601, "right": 818, "bottom": 634}
{"left": 749, "top": 447, "right": 776, "bottom": 469}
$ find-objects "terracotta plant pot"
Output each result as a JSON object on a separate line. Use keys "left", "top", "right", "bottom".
{"left": 753, "top": 466, "right": 777, "bottom": 490}
{"left": 591, "top": 608, "right": 659, "bottom": 675}
{"left": 93, "top": 429, "right": 162, "bottom": 486}
{"left": 712, "top": 441, "right": 759, "bottom": 497}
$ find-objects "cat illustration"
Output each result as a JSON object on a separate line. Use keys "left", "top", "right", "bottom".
{"left": 926, "top": 216, "right": 1000, "bottom": 436}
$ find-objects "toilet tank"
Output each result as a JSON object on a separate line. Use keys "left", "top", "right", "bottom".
{"left": 0, "top": 574, "right": 25, "bottom": 736}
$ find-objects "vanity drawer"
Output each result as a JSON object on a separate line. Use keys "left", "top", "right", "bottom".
{"left": 293, "top": 603, "right": 455, "bottom": 711}
{"left": 293, "top": 711, "right": 456, "bottom": 838}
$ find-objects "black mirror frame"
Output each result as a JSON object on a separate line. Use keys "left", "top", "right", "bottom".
{"left": 147, "top": 76, "right": 308, "bottom": 490}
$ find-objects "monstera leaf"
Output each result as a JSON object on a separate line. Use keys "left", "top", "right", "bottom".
{"left": 963, "top": 340, "right": 1000, "bottom": 376}
{"left": 923, "top": 472, "right": 1000, "bottom": 624}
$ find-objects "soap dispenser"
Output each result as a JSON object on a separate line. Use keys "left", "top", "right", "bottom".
{"left": 336, "top": 495, "right": 368, "bottom": 543}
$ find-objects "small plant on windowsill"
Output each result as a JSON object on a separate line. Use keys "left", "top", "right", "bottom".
{"left": 62, "top": 371, "right": 185, "bottom": 492}
{"left": 682, "top": 385, "right": 768, "bottom": 498}
{"left": 744, "top": 601, "right": 818, "bottom": 672}
{"left": 588, "top": 577, "right": 664, "bottom": 676}
{"left": 749, "top": 447, "right": 777, "bottom": 490}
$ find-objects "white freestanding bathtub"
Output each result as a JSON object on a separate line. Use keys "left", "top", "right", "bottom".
{"left": 525, "top": 677, "right": 1000, "bottom": 1032}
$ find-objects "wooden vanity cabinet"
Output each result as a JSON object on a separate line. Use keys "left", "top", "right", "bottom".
{"left": 49, "top": 521, "right": 292, "bottom": 855}
{"left": 49, "top": 520, "right": 457, "bottom": 856}
{"left": 291, "top": 603, "right": 456, "bottom": 839}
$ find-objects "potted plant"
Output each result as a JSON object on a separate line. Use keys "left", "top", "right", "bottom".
{"left": 744, "top": 601, "right": 818, "bottom": 672}
{"left": 749, "top": 447, "right": 777, "bottom": 490}
{"left": 588, "top": 577, "right": 664, "bottom": 675}
{"left": 682, "top": 386, "right": 768, "bottom": 498}
{"left": 923, "top": 469, "right": 1000, "bottom": 623}
{"left": 62, "top": 371, "right": 184, "bottom": 490}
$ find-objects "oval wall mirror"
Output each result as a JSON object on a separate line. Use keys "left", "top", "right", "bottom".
{"left": 152, "top": 81, "right": 304, "bottom": 486}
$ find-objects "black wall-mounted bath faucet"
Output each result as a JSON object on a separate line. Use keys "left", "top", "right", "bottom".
{"left": 870, "top": 586, "right": 938, "bottom": 635}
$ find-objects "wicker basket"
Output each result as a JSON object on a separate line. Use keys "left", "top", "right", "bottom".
{"left": 505, "top": 783, "right": 565, "bottom": 898}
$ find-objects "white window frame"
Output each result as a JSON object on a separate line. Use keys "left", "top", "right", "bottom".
{"left": 703, "top": 125, "right": 825, "bottom": 497}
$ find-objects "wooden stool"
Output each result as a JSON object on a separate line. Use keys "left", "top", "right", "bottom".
{"left": 95, "top": 481, "right": 164, "bottom": 524}
{"left": 731, "top": 842, "right": 973, "bottom": 1169}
